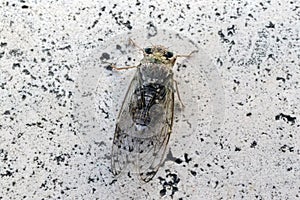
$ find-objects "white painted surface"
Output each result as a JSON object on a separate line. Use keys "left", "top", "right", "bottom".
{"left": 0, "top": 0, "right": 299, "bottom": 199}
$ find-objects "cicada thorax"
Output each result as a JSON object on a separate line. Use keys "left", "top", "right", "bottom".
{"left": 138, "top": 61, "right": 174, "bottom": 86}
{"left": 129, "top": 62, "right": 174, "bottom": 130}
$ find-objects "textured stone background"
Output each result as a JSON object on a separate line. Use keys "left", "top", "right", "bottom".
{"left": 0, "top": 0, "right": 299, "bottom": 199}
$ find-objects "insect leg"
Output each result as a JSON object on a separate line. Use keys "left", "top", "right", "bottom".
{"left": 129, "top": 38, "right": 145, "bottom": 54}
{"left": 111, "top": 64, "right": 137, "bottom": 70}
{"left": 174, "top": 80, "right": 185, "bottom": 108}
{"left": 103, "top": 61, "right": 137, "bottom": 71}
{"left": 175, "top": 50, "right": 198, "bottom": 58}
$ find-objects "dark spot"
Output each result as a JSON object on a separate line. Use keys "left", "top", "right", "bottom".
{"left": 64, "top": 74, "right": 74, "bottom": 82}
{"left": 184, "top": 153, "right": 192, "bottom": 163}
{"left": 235, "top": 147, "right": 241, "bottom": 151}
{"left": 17, "top": 132, "right": 24, "bottom": 138}
{"left": 58, "top": 45, "right": 71, "bottom": 51}
{"left": 100, "top": 52, "right": 110, "bottom": 60}
{"left": 158, "top": 170, "right": 180, "bottom": 198}
{"left": 9, "top": 49, "right": 23, "bottom": 57}
{"left": 88, "top": 176, "right": 95, "bottom": 183}
{"left": 159, "top": 188, "right": 166, "bottom": 197}
{"left": 173, "top": 186, "right": 178, "bottom": 192}
{"left": 0, "top": 170, "right": 13, "bottom": 177}
{"left": 218, "top": 30, "right": 230, "bottom": 43}
{"left": 149, "top": 5, "right": 155, "bottom": 10}
{"left": 127, "top": 172, "right": 132, "bottom": 178}
{"left": 128, "top": 145, "right": 134, "bottom": 152}
{"left": 122, "top": 20, "right": 132, "bottom": 30}
{"left": 109, "top": 179, "right": 117, "bottom": 185}
{"left": 227, "top": 25, "right": 236, "bottom": 36}
{"left": 0, "top": 42, "right": 7, "bottom": 47}
{"left": 105, "top": 65, "right": 113, "bottom": 71}
{"left": 279, "top": 145, "right": 294, "bottom": 153}
{"left": 41, "top": 85, "right": 47, "bottom": 91}
{"left": 3, "top": 110, "right": 10, "bottom": 115}
{"left": 21, "top": 5, "right": 29, "bottom": 9}
{"left": 0, "top": 51, "right": 4, "bottom": 58}
{"left": 275, "top": 113, "right": 296, "bottom": 125}
{"left": 250, "top": 141, "right": 257, "bottom": 148}
{"left": 233, "top": 79, "right": 240, "bottom": 84}
{"left": 12, "top": 63, "right": 20, "bottom": 69}
{"left": 266, "top": 21, "right": 275, "bottom": 28}
{"left": 190, "top": 170, "right": 197, "bottom": 176}
{"left": 91, "top": 20, "right": 99, "bottom": 28}
{"left": 276, "top": 77, "right": 285, "bottom": 82}
{"left": 53, "top": 153, "right": 70, "bottom": 165}
{"left": 116, "top": 45, "right": 122, "bottom": 50}
{"left": 175, "top": 158, "right": 183, "bottom": 164}
{"left": 246, "top": 112, "right": 252, "bottom": 117}
{"left": 48, "top": 70, "right": 54, "bottom": 76}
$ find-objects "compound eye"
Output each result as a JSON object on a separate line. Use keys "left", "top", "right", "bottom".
{"left": 144, "top": 48, "right": 152, "bottom": 54}
{"left": 165, "top": 51, "right": 174, "bottom": 58}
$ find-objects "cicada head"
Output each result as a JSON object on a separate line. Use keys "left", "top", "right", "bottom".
{"left": 143, "top": 46, "right": 176, "bottom": 66}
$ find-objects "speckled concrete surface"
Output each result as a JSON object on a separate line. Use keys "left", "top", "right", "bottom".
{"left": 0, "top": 0, "right": 299, "bottom": 199}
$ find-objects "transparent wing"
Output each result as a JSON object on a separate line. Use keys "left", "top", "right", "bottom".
{"left": 137, "top": 88, "right": 174, "bottom": 182}
{"left": 111, "top": 70, "right": 140, "bottom": 176}
{"left": 111, "top": 68, "right": 174, "bottom": 182}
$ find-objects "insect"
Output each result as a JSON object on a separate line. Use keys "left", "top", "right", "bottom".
{"left": 111, "top": 39, "right": 196, "bottom": 182}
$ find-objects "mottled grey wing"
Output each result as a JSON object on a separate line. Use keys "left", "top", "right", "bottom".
{"left": 111, "top": 69, "right": 174, "bottom": 182}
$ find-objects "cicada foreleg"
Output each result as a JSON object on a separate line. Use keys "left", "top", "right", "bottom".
{"left": 103, "top": 60, "right": 137, "bottom": 71}
{"left": 111, "top": 64, "right": 137, "bottom": 70}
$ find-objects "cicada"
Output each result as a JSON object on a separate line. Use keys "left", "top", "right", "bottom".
{"left": 111, "top": 39, "right": 195, "bottom": 182}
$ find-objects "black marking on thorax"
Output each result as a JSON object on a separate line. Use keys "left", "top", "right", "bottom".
{"left": 130, "top": 83, "right": 167, "bottom": 126}
{"left": 140, "top": 83, "right": 166, "bottom": 107}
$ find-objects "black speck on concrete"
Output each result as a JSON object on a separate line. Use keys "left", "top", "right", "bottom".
{"left": 100, "top": 52, "right": 110, "bottom": 60}
{"left": 275, "top": 113, "right": 296, "bottom": 125}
